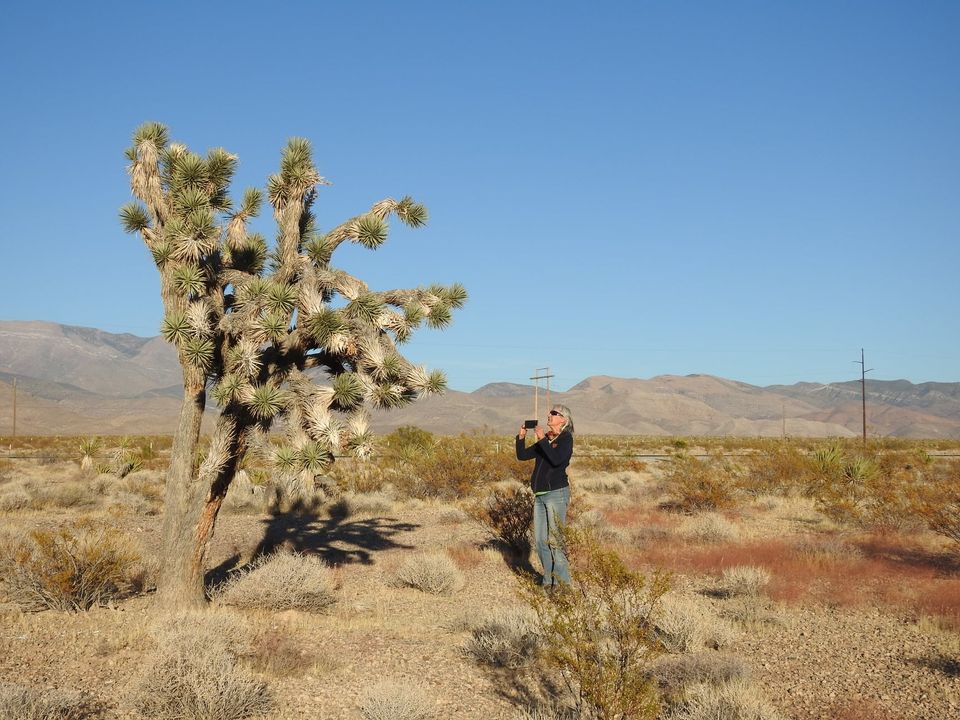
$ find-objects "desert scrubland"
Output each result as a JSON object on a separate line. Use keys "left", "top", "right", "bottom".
{"left": 0, "top": 432, "right": 958, "bottom": 720}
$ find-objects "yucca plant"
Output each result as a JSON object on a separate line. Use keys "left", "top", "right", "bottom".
{"left": 121, "top": 123, "right": 465, "bottom": 605}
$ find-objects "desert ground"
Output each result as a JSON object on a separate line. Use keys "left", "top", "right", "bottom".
{"left": 0, "top": 434, "right": 958, "bottom": 720}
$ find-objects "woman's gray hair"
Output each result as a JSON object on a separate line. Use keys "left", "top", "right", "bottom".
{"left": 551, "top": 404, "right": 574, "bottom": 434}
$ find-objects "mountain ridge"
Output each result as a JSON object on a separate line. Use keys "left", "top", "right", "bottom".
{"left": 1, "top": 320, "right": 957, "bottom": 438}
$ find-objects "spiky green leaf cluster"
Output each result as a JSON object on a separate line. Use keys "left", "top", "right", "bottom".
{"left": 331, "top": 372, "right": 365, "bottom": 411}
{"left": 119, "top": 202, "right": 150, "bottom": 234}
{"left": 182, "top": 337, "right": 214, "bottom": 372}
{"left": 266, "top": 282, "right": 297, "bottom": 314}
{"left": 160, "top": 312, "right": 191, "bottom": 345}
{"left": 299, "top": 442, "right": 333, "bottom": 472}
{"left": 248, "top": 384, "right": 285, "bottom": 420}
{"left": 172, "top": 265, "right": 206, "bottom": 297}
{"left": 354, "top": 214, "right": 388, "bottom": 249}
{"left": 305, "top": 234, "right": 334, "bottom": 267}
{"left": 395, "top": 196, "right": 428, "bottom": 227}
{"left": 345, "top": 294, "right": 385, "bottom": 324}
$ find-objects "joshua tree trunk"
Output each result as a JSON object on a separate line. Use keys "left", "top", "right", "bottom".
{"left": 157, "top": 382, "right": 207, "bottom": 605}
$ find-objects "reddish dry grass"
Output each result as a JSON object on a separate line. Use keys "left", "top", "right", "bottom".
{"left": 447, "top": 543, "right": 485, "bottom": 570}
{"left": 826, "top": 699, "right": 899, "bottom": 720}
{"left": 626, "top": 531, "right": 960, "bottom": 624}
{"left": 603, "top": 506, "right": 679, "bottom": 530}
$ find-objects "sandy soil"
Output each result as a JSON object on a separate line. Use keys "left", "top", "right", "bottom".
{"left": 1, "top": 464, "right": 958, "bottom": 720}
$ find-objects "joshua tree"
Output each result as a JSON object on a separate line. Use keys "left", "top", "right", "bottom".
{"left": 120, "top": 122, "right": 465, "bottom": 606}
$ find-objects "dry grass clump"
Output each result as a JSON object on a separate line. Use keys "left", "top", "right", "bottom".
{"left": 0, "top": 682, "right": 89, "bottom": 720}
{"left": 435, "top": 503, "right": 470, "bottom": 524}
{"left": 513, "top": 703, "right": 579, "bottom": 720}
{"left": 329, "top": 490, "right": 395, "bottom": 518}
{"left": 792, "top": 534, "right": 863, "bottom": 566}
{"left": 127, "top": 609, "right": 272, "bottom": 720}
{"left": 667, "top": 679, "right": 785, "bottom": 720}
{"left": 0, "top": 482, "right": 31, "bottom": 512}
{"left": 214, "top": 551, "right": 337, "bottom": 612}
{"left": 0, "top": 525, "right": 143, "bottom": 611}
{"left": 655, "top": 593, "right": 739, "bottom": 652}
{"left": 578, "top": 474, "right": 628, "bottom": 494}
{"left": 573, "top": 508, "right": 633, "bottom": 545}
{"left": 245, "top": 625, "right": 334, "bottom": 678}
{"left": 719, "top": 566, "right": 772, "bottom": 598}
{"left": 652, "top": 652, "right": 751, "bottom": 702}
{"left": 679, "top": 513, "right": 741, "bottom": 544}
{"left": 222, "top": 469, "right": 268, "bottom": 514}
{"left": 464, "top": 605, "right": 541, "bottom": 668}
{"left": 394, "top": 552, "right": 464, "bottom": 595}
{"left": 359, "top": 680, "right": 433, "bottom": 720}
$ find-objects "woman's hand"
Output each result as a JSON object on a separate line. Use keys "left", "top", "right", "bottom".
{"left": 534, "top": 425, "right": 546, "bottom": 440}
{"left": 518, "top": 425, "right": 527, "bottom": 439}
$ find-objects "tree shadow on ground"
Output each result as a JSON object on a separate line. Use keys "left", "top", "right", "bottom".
{"left": 910, "top": 652, "right": 960, "bottom": 678}
{"left": 482, "top": 665, "right": 569, "bottom": 717}
{"left": 853, "top": 536, "right": 960, "bottom": 575}
{"left": 205, "top": 501, "right": 420, "bottom": 587}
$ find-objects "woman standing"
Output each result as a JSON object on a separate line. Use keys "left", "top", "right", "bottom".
{"left": 516, "top": 404, "right": 574, "bottom": 588}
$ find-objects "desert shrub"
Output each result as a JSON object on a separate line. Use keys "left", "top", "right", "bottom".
{"left": 0, "top": 682, "right": 90, "bottom": 720}
{"left": 652, "top": 653, "right": 750, "bottom": 703}
{"left": 719, "top": 566, "right": 771, "bottom": 598}
{"left": 222, "top": 469, "right": 268, "bottom": 514}
{"left": 738, "top": 444, "right": 811, "bottom": 496}
{"left": 575, "top": 455, "right": 648, "bottom": 474}
{"left": 359, "top": 680, "right": 432, "bottom": 720}
{"left": 663, "top": 454, "right": 739, "bottom": 513}
{"left": 245, "top": 627, "right": 330, "bottom": 678}
{"left": 30, "top": 480, "right": 99, "bottom": 510}
{"left": 679, "top": 513, "right": 741, "bottom": 544}
{"left": 385, "top": 433, "right": 527, "bottom": 499}
{"left": 1, "top": 525, "right": 143, "bottom": 611}
{"left": 578, "top": 474, "right": 628, "bottom": 494}
{"left": 911, "top": 459, "right": 960, "bottom": 548}
{"left": 214, "top": 551, "right": 337, "bottom": 612}
{"left": 328, "top": 490, "right": 395, "bottom": 518}
{"left": 667, "top": 679, "right": 784, "bottom": 720}
{"left": 792, "top": 534, "right": 862, "bottom": 566}
{"left": 523, "top": 527, "right": 670, "bottom": 720}
{"left": 127, "top": 610, "right": 272, "bottom": 720}
{"left": 464, "top": 606, "right": 541, "bottom": 668}
{"left": 808, "top": 445, "right": 932, "bottom": 531}
{"left": 471, "top": 482, "right": 533, "bottom": 555}
{"left": 394, "top": 552, "right": 464, "bottom": 595}
{"left": 0, "top": 484, "right": 31, "bottom": 512}
{"left": 513, "top": 704, "right": 579, "bottom": 720}
{"left": 572, "top": 508, "right": 633, "bottom": 545}
{"left": 435, "top": 504, "right": 470, "bottom": 524}
{"left": 654, "top": 593, "right": 739, "bottom": 652}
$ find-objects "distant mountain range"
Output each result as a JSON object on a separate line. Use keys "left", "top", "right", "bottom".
{"left": 1, "top": 320, "right": 958, "bottom": 438}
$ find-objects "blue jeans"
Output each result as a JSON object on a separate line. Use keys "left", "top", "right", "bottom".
{"left": 533, "top": 486, "right": 571, "bottom": 586}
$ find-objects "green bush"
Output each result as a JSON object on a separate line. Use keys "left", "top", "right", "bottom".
{"left": 522, "top": 528, "right": 670, "bottom": 720}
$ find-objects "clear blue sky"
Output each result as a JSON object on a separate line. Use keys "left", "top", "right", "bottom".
{"left": 2, "top": 1, "right": 957, "bottom": 391}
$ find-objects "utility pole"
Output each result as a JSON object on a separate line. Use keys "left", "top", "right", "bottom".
{"left": 854, "top": 349, "right": 872, "bottom": 445}
{"left": 11, "top": 378, "right": 16, "bottom": 443}
{"left": 530, "top": 367, "right": 554, "bottom": 421}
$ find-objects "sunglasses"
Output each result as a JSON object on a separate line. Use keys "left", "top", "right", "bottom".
{"left": 549, "top": 410, "right": 564, "bottom": 417}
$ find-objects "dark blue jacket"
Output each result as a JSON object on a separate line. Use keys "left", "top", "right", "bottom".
{"left": 516, "top": 431, "right": 573, "bottom": 494}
